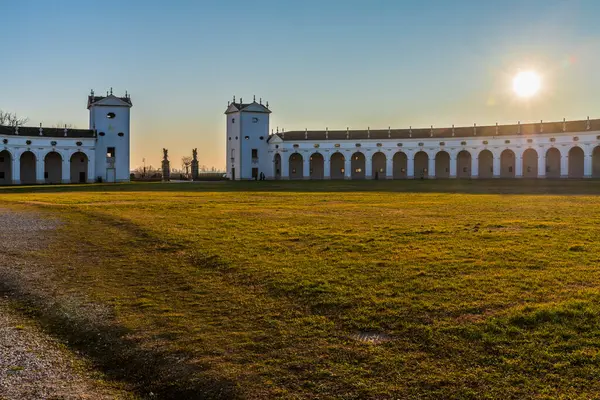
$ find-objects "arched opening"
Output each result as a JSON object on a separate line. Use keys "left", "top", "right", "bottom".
{"left": 372, "top": 152, "right": 386, "bottom": 179}
{"left": 70, "top": 152, "right": 88, "bottom": 183}
{"left": 289, "top": 153, "right": 303, "bottom": 179}
{"left": 20, "top": 151, "right": 36, "bottom": 184}
{"left": 500, "top": 149, "right": 515, "bottom": 178}
{"left": 330, "top": 152, "right": 345, "bottom": 179}
{"left": 392, "top": 152, "right": 407, "bottom": 179}
{"left": 44, "top": 152, "right": 62, "bottom": 184}
{"left": 568, "top": 147, "right": 584, "bottom": 178}
{"left": 0, "top": 150, "right": 12, "bottom": 185}
{"left": 546, "top": 148, "right": 561, "bottom": 178}
{"left": 522, "top": 148, "right": 538, "bottom": 178}
{"left": 309, "top": 153, "right": 324, "bottom": 180}
{"left": 274, "top": 154, "right": 282, "bottom": 180}
{"left": 435, "top": 151, "right": 450, "bottom": 179}
{"left": 351, "top": 152, "right": 365, "bottom": 180}
{"left": 457, "top": 150, "right": 471, "bottom": 178}
{"left": 593, "top": 146, "right": 600, "bottom": 178}
{"left": 414, "top": 151, "right": 429, "bottom": 179}
{"left": 478, "top": 150, "right": 493, "bottom": 179}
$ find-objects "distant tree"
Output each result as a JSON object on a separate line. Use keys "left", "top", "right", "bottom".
{"left": 0, "top": 110, "right": 29, "bottom": 127}
{"left": 52, "top": 122, "right": 77, "bottom": 129}
{"left": 181, "top": 156, "right": 192, "bottom": 179}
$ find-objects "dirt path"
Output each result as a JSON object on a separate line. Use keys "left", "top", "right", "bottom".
{"left": 0, "top": 208, "right": 134, "bottom": 400}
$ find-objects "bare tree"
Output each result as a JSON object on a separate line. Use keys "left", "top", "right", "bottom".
{"left": 0, "top": 110, "right": 29, "bottom": 127}
{"left": 181, "top": 156, "right": 192, "bottom": 179}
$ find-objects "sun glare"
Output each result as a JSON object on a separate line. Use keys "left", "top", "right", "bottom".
{"left": 513, "top": 71, "right": 541, "bottom": 98}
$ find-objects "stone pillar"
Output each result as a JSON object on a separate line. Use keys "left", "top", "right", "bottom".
{"left": 191, "top": 148, "right": 199, "bottom": 180}
{"left": 344, "top": 156, "right": 352, "bottom": 180}
{"left": 515, "top": 155, "right": 523, "bottom": 178}
{"left": 560, "top": 155, "right": 568, "bottom": 178}
{"left": 303, "top": 157, "right": 310, "bottom": 180}
{"left": 162, "top": 159, "right": 170, "bottom": 181}
{"left": 428, "top": 157, "right": 436, "bottom": 179}
{"left": 36, "top": 156, "right": 44, "bottom": 184}
{"left": 61, "top": 156, "right": 70, "bottom": 183}
{"left": 11, "top": 155, "right": 20, "bottom": 184}
{"left": 471, "top": 155, "right": 478, "bottom": 178}
{"left": 386, "top": 156, "right": 393, "bottom": 179}
{"left": 537, "top": 152, "right": 546, "bottom": 178}
{"left": 281, "top": 154, "right": 289, "bottom": 179}
{"left": 407, "top": 156, "right": 414, "bottom": 178}
{"left": 493, "top": 156, "right": 501, "bottom": 178}
{"left": 365, "top": 154, "right": 373, "bottom": 180}
{"left": 323, "top": 154, "right": 331, "bottom": 179}
{"left": 449, "top": 155, "right": 457, "bottom": 178}
{"left": 584, "top": 154, "right": 592, "bottom": 178}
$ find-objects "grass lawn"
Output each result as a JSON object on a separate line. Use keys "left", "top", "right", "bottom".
{"left": 2, "top": 180, "right": 600, "bottom": 399}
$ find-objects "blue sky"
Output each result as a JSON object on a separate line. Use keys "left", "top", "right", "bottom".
{"left": 2, "top": 0, "right": 600, "bottom": 169}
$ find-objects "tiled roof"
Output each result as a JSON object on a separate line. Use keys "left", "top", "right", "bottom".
{"left": 87, "top": 95, "right": 132, "bottom": 108}
{"left": 0, "top": 125, "right": 95, "bottom": 138}
{"left": 276, "top": 119, "right": 600, "bottom": 141}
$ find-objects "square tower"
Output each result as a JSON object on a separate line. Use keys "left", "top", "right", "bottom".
{"left": 225, "top": 97, "right": 271, "bottom": 180}
{"left": 88, "top": 90, "right": 132, "bottom": 182}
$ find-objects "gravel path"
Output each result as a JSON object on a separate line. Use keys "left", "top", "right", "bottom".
{"left": 0, "top": 208, "right": 132, "bottom": 400}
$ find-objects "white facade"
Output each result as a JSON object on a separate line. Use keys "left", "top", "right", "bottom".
{"left": 226, "top": 99, "right": 600, "bottom": 180}
{"left": 0, "top": 90, "right": 132, "bottom": 185}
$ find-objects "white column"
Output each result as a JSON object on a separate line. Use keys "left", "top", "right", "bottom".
{"left": 449, "top": 155, "right": 457, "bottom": 178}
{"left": 584, "top": 154, "right": 592, "bottom": 178}
{"left": 493, "top": 156, "right": 501, "bottom": 178}
{"left": 281, "top": 153, "right": 289, "bottom": 179}
{"left": 11, "top": 155, "right": 20, "bottom": 184}
{"left": 537, "top": 151, "right": 546, "bottom": 178}
{"left": 561, "top": 155, "right": 568, "bottom": 178}
{"left": 365, "top": 154, "right": 373, "bottom": 180}
{"left": 471, "top": 154, "right": 478, "bottom": 178}
{"left": 303, "top": 157, "right": 310, "bottom": 180}
{"left": 344, "top": 156, "right": 351, "bottom": 180}
{"left": 428, "top": 156, "right": 436, "bottom": 179}
{"left": 407, "top": 156, "right": 414, "bottom": 178}
{"left": 323, "top": 154, "right": 331, "bottom": 179}
{"left": 386, "top": 156, "right": 393, "bottom": 179}
{"left": 36, "top": 155, "right": 44, "bottom": 184}
{"left": 515, "top": 155, "right": 523, "bottom": 178}
{"left": 61, "top": 156, "right": 70, "bottom": 183}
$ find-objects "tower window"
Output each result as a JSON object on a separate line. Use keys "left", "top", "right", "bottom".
{"left": 107, "top": 112, "right": 116, "bottom": 119}
{"left": 259, "top": 136, "right": 264, "bottom": 140}
{"left": 99, "top": 132, "right": 105, "bottom": 136}
{"left": 252, "top": 117, "right": 259, "bottom": 123}
{"left": 107, "top": 147, "right": 115, "bottom": 158}
{"left": 118, "top": 132, "right": 124, "bottom": 137}
{"left": 232, "top": 118, "right": 235, "bottom": 123}
{"left": 244, "top": 136, "right": 249, "bottom": 140}
{"left": 251, "top": 149, "right": 258, "bottom": 159}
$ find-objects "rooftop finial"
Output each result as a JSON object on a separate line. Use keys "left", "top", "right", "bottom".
{"left": 110, "top": 87, "right": 113, "bottom": 95}
{"left": 253, "top": 95, "right": 256, "bottom": 102}
{"left": 495, "top": 122, "right": 498, "bottom": 135}
{"left": 259, "top": 97, "right": 262, "bottom": 105}
{"left": 540, "top": 120, "right": 543, "bottom": 133}
{"left": 587, "top": 116, "right": 591, "bottom": 130}
{"left": 430, "top": 125, "right": 433, "bottom": 137}
{"left": 240, "top": 97, "right": 243, "bottom": 104}
{"left": 518, "top": 121, "right": 521, "bottom": 134}
{"left": 233, "top": 95, "right": 236, "bottom": 102}
{"left": 563, "top": 118, "right": 566, "bottom": 132}
{"left": 452, "top": 124, "right": 455, "bottom": 136}
{"left": 473, "top": 123, "right": 477, "bottom": 136}
{"left": 125, "top": 90, "right": 128, "bottom": 98}
{"left": 266, "top": 101, "right": 269, "bottom": 108}
{"left": 90, "top": 89, "right": 94, "bottom": 97}
{"left": 64, "top": 124, "right": 68, "bottom": 137}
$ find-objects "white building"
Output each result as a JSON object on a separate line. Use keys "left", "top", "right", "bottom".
{"left": 226, "top": 97, "right": 600, "bottom": 180}
{"left": 0, "top": 90, "right": 132, "bottom": 184}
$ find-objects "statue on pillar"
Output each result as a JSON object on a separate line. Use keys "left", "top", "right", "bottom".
{"left": 191, "top": 148, "right": 199, "bottom": 180}
{"left": 162, "top": 148, "right": 170, "bottom": 182}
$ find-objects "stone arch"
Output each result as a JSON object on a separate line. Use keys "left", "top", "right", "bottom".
{"left": 478, "top": 150, "right": 493, "bottom": 179}
{"left": 568, "top": 146, "right": 584, "bottom": 178}
{"left": 456, "top": 150, "right": 471, "bottom": 178}
{"left": 0, "top": 150, "right": 12, "bottom": 185}
{"left": 289, "top": 153, "right": 303, "bottom": 180}
{"left": 522, "top": 148, "right": 538, "bottom": 178}
{"left": 44, "top": 151, "right": 62, "bottom": 184}
{"left": 70, "top": 151, "right": 88, "bottom": 183}
{"left": 309, "top": 153, "right": 324, "bottom": 180}
{"left": 274, "top": 153, "right": 282, "bottom": 179}
{"left": 20, "top": 151, "right": 36, "bottom": 184}
{"left": 372, "top": 152, "right": 386, "bottom": 179}
{"left": 546, "top": 148, "right": 561, "bottom": 178}
{"left": 330, "top": 152, "right": 345, "bottom": 180}
{"left": 435, "top": 151, "right": 450, "bottom": 179}
{"left": 414, "top": 151, "right": 429, "bottom": 179}
{"left": 500, "top": 149, "right": 515, "bottom": 178}
{"left": 351, "top": 152, "right": 365, "bottom": 179}
{"left": 392, "top": 152, "right": 407, "bottom": 179}
{"left": 593, "top": 146, "right": 600, "bottom": 178}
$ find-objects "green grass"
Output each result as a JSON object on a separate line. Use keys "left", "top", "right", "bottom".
{"left": 2, "top": 180, "right": 600, "bottom": 399}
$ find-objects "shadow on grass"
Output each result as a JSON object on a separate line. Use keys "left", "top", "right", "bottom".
{"left": 0, "top": 272, "right": 240, "bottom": 400}
{"left": 0, "top": 179, "right": 599, "bottom": 195}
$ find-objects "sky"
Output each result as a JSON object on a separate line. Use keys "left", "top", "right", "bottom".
{"left": 2, "top": 0, "right": 600, "bottom": 170}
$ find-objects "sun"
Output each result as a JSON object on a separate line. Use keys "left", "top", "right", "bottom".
{"left": 513, "top": 71, "right": 541, "bottom": 98}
